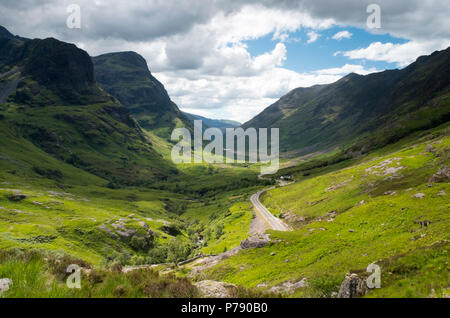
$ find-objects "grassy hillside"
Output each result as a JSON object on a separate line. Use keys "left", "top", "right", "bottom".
{"left": 0, "top": 249, "right": 199, "bottom": 298}
{"left": 201, "top": 124, "right": 450, "bottom": 297}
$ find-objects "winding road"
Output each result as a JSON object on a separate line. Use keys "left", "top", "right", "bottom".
{"left": 250, "top": 186, "right": 291, "bottom": 232}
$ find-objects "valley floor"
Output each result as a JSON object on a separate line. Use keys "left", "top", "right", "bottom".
{"left": 0, "top": 124, "right": 449, "bottom": 298}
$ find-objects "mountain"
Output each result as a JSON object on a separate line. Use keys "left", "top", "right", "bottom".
{"left": 0, "top": 26, "right": 15, "bottom": 39}
{"left": 92, "top": 51, "right": 191, "bottom": 138}
{"left": 0, "top": 27, "right": 176, "bottom": 185}
{"left": 244, "top": 47, "right": 450, "bottom": 155}
{"left": 183, "top": 112, "right": 241, "bottom": 131}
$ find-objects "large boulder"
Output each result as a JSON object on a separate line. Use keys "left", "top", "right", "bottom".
{"left": 6, "top": 193, "right": 26, "bottom": 201}
{"left": 429, "top": 166, "right": 450, "bottom": 183}
{"left": 240, "top": 234, "right": 270, "bottom": 249}
{"left": 337, "top": 273, "right": 367, "bottom": 298}
{"left": 0, "top": 278, "right": 12, "bottom": 294}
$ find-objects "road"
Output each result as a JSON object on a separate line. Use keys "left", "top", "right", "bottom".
{"left": 250, "top": 188, "right": 291, "bottom": 231}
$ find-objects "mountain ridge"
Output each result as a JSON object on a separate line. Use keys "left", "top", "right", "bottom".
{"left": 183, "top": 111, "right": 241, "bottom": 131}
{"left": 92, "top": 51, "right": 191, "bottom": 139}
{"left": 0, "top": 26, "right": 177, "bottom": 185}
{"left": 243, "top": 47, "right": 450, "bottom": 156}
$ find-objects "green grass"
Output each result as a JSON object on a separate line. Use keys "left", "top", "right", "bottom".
{"left": 0, "top": 111, "right": 265, "bottom": 266}
{"left": 201, "top": 130, "right": 450, "bottom": 297}
{"left": 0, "top": 250, "right": 199, "bottom": 298}
{"left": 200, "top": 201, "right": 253, "bottom": 255}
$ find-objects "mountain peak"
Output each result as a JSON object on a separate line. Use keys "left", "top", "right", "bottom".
{"left": 20, "top": 37, "right": 98, "bottom": 102}
{"left": 0, "top": 26, "right": 14, "bottom": 39}
{"left": 92, "top": 51, "right": 191, "bottom": 138}
{"left": 93, "top": 51, "right": 149, "bottom": 71}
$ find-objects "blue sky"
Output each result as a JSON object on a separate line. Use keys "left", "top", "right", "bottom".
{"left": 244, "top": 26, "right": 408, "bottom": 74}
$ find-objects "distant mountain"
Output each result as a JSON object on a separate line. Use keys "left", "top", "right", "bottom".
{"left": 0, "top": 27, "right": 176, "bottom": 185}
{"left": 92, "top": 51, "right": 191, "bottom": 138}
{"left": 244, "top": 47, "right": 450, "bottom": 155}
{"left": 183, "top": 112, "right": 241, "bottom": 131}
{"left": 0, "top": 26, "right": 15, "bottom": 39}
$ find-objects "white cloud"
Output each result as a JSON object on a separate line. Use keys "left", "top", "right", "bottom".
{"left": 338, "top": 40, "right": 450, "bottom": 67}
{"left": 332, "top": 30, "right": 352, "bottom": 40}
{"left": 306, "top": 31, "right": 320, "bottom": 43}
{"left": 156, "top": 63, "right": 378, "bottom": 123}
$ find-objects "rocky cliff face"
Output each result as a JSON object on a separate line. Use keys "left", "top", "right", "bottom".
{"left": 0, "top": 26, "right": 176, "bottom": 184}
{"left": 1, "top": 30, "right": 109, "bottom": 105}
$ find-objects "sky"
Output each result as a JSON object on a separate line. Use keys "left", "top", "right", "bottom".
{"left": 1, "top": 0, "right": 449, "bottom": 123}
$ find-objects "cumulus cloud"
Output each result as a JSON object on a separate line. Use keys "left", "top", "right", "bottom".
{"left": 338, "top": 40, "right": 450, "bottom": 67}
{"left": 156, "top": 63, "right": 378, "bottom": 123}
{"left": 332, "top": 30, "right": 352, "bottom": 40}
{"left": 307, "top": 31, "right": 320, "bottom": 44}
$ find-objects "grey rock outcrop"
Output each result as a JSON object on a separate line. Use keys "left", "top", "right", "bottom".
{"left": 0, "top": 278, "right": 12, "bottom": 294}
{"left": 337, "top": 273, "right": 367, "bottom": 298}
{"left": 194, "top": 280, "right": 237, "bottom": 298}
{"left": 429, "top": 166, "right": 450, "bottom": 183}
{"left": 240, "top": 234, "right": 270, "bottom": 249}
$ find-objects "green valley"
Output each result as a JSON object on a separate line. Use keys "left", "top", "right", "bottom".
{"left": 0, "top": 23, "right": 449, "bottom": 300}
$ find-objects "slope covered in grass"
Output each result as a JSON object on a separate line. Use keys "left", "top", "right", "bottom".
{"left": 202, "top": 126, "right": 450, "bottom": 297}
{"left": 0, "top": 250, "right": 199, "bottom": 298}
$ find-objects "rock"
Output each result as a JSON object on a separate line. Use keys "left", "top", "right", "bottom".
{"left": 6, "top": 193, "right": 26, "bottom": 201}
{"left": 282, "top": 212, "right": 305, "bottom": 224}
{"left": 326, "top": 180, "right": 351, "bottom": 192}
{"left": 417, "top": 220, "right": 431, "bottom": 228}
{"left": 268, "top": 278, "right": 309, "bottom": 294}
{"left": 412, "top": 193, "right": 425, "bottom": 199}
{"left": 428, "top": 166, "right": 450, "bottom": 183}
{"left": 138, "top": 221, "right": 149, "bottom": 229}
{"left": 349, "top": 229, "right": 355, "bottom": 232}
{"left": 190, "top": 247, "right": 242, "bottom": 276}
{"left": 327, "top": 211, "right": 337, "bottom": 217}
{"left": 426, "top": 144, "right": 438, "bottom": 155}
{"left": 285, "top": 259, "right": 290, "bottom": 263}
{"left": 437, "top": 190, "right": 446, "bottom": 196}
{"left": 337, "top": 273, "right": 367, "bottom": 298}
{"left": 0, "top": 278, "right": 12, "bottom": 294}
{"left": 240, "top": 234, "right": 270, "bottom": 249}
{"left": 194, "top": 280, "right": 237, "bottom": 298}
{"left": 270, "top": 252, "right": 276, "bottom": 256}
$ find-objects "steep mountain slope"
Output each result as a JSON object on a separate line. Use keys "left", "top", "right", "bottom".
{"left": 92, "top": 51, "right": 191, "bottom": 138}
{"left": 243, "top": 47, "right": 450, "bottom": 155}
{"left": 183, "top": 112, "right": 241, "bottom": 131}
{"left": 0, "top": 27, "right": 176, "bottom": 185}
